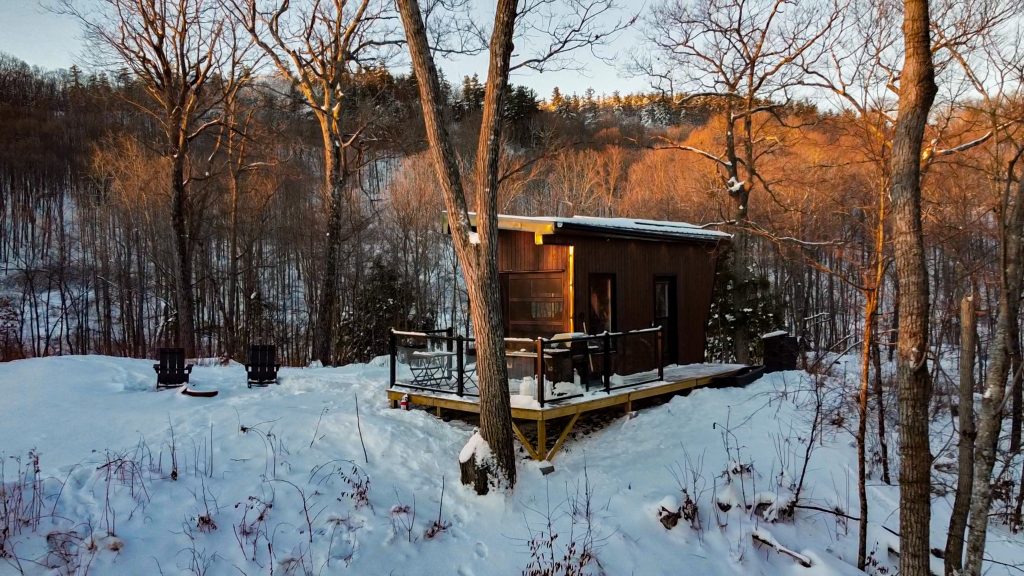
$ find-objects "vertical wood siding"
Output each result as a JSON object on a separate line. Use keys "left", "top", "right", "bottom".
{"left": 570, "top": 237, "right": 721, "bottom": 364}
{"left": 498, "top": 230, "right": 723, "bottom": 363}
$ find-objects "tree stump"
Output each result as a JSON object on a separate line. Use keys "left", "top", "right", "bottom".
{"left": 460, "top": 457, "right": 490, "bottom": 495}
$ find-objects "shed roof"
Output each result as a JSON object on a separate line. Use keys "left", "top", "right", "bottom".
{"left": 459, "top": 213, "right": 730, "bottom": 244}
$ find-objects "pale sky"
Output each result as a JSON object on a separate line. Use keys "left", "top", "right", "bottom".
{"left": 0, "top": 0, "right": 650, "bottom": 98}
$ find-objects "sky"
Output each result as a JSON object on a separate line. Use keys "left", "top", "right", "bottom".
{"left": 0, "top": 0, "right": 651, "bottom": 99}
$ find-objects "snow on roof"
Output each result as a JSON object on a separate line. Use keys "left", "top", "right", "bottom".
{"left": 495, "top": 214, "right": 731, "bottom": 242}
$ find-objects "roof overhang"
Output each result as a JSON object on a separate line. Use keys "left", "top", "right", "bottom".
{"left": 443, "top": 212, "right": 730, "bottom": 245}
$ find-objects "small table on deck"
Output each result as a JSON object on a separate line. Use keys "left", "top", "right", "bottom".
{"left": 409, "top": 350, "right": 456, "bottom": 387}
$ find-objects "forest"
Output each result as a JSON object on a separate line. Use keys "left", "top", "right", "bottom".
{"left": 3, "top": 30, "right": 1004, "bottom": 369}
{"left": 1, "top": 0, "right": 1024, "bottom": 574}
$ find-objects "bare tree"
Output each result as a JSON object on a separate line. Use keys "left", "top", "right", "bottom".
{"left": 639, "top": 0, "right": 839, "bottom": 363}
{"left": 888, "top": 1, "right": 937, "bottom": 575}
{"left": 963, "top": 140, "right": 1024, "bottom": 576}
{"left": 946, "top": 292, "right": 976, "bottom": 575}
{"left": 64, "top": 0, "right": 232, "bottom": 356}
{"left": 397, "top": 0, "right": 630, "bottom": 490}
{"left": 230, "top": 0, "right": 401, "bottom": 365}
{"left": 398, "top": 0, "right": 520, "bottom": 491}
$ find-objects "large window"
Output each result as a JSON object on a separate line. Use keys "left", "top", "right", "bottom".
{"left": 502, "top": 272, "right": 566, "bottom": 337}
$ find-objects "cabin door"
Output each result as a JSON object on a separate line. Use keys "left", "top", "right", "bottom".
{"left": 654, "top": 276, "right": 678, "bottom": 365}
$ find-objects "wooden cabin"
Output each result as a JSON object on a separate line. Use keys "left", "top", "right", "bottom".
{"left": 480, "top": 214, "right": 729, "bottom": 365}
{"left": 387, "top": 216, "right": 736, "bottom": 460}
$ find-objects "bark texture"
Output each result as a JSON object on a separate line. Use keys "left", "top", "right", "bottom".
{"left": 888, "top": 2, "right": 937, "bottom": 574}
{"left": 964, "top": 178, "right": 1024, "bottom": 576}
{"left": 396, "top": 0, "right": 518, "bottom": 489}
{"left": 171, "top": 150, "right": 196, "bottom": 356}
{"left": 945, "top": 294, "right": 976, "bottom": 576}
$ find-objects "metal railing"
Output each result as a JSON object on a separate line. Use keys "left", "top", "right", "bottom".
{"left": 389, "top": 325, "right": 664, "bottom": 407}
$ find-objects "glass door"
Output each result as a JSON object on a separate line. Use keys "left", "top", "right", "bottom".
{"left": 654, "top": 276, "right": 677, "bottom": 364}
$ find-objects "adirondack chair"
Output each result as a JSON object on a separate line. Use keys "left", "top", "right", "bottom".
{"left": 245, "top": 344, "right": 281, "bottom": 387}
{"left": 154, "top": 348, "right": 193, "bottom": 388}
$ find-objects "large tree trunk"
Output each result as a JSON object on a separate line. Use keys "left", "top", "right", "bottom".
{"left": 945, "top": 293, "right": 976, "bottom": 576}
{"left": 225, "top": 159, "right": 240, "bottom": 358}
{"left": 315, "top": 138, "right": 344, "bottom": 365}
{"left": 964, "top": 178, "right": 1024, "bottom": 576}
{"left": 171, "top": 149, "right": 196, "bottom": 357}
{"left": 888, "top": 2, "right": 937, "bottom": 575}
{"left": 397, "top": 0, "right": 518, "bottom": 489}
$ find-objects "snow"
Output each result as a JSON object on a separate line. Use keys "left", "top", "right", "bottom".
{"left": 1, "top": 355, "right": 1023, "bottom": 574}
{"left": 458, "top": 431, "right": 492, "bottom": 464}
{"left": 467, "top": 231, "right": 480, "bottom": 245}
{"left": 762, "top": 329, "right": 789, "bottom": 338}
{"left": 473, "top": 213, "right": 731, "bottom": 241}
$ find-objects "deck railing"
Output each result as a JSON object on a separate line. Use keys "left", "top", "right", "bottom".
{"left": 388, "top": 325, "right": 664, "bottom": 407}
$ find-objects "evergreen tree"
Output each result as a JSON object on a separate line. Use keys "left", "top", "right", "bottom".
{"left": 337, "top": 259, "right": 423, "bottom": 364}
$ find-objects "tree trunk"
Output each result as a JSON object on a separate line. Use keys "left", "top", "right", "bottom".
{"left": 858, "top": 184, "right": 888, "bottom": 569}
{"left": 397, "top": 0, "right": 518, "bottom": 489}
{"left": 945, "top": 294, "right": 976, "bottom": 576}
{"left": 315, "top": 140, "right": 344, "bottom": 366}
{"left": 171, "top": 150, "right": 196, "bottom": 357}
{"left": 889, "top": 2, "right": 937, "bottom": 575}
{"left": 857, "top": 286, "right": 878, "bottom": 570}
{"left": 964, "top": 178, "right": 1024, "bottom": 576}
{"left": 1010, "top": 329, "right": 1022, "bottom": 453}
{"left": 872, "top": 336, "right": 891, "bottom": 484}
{"left": 226, "top": 164, "right": 240, "bottom": 358}
{"left": 889, "top": 279, "right": 899, "bottom": 363}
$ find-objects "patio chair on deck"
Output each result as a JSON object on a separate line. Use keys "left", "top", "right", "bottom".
{"left": 245, "top": 344, "right": 281, "bottom": 387}
{"left": 550, "top": 333, "right": 592, "bottom": 386}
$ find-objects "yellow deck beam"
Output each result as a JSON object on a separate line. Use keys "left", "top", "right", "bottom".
{"left": 389, "top": 367, "right": 743, "bottom": 460}
{"left": 512, "top": 422, "right": 544, "bottom": 460}
{"left": 545, "top": 412, "right": 580, "bottom": 461}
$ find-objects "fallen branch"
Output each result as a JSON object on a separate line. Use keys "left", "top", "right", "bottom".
{"left": 752, "top": 529, "right": 812, "bottom": 567}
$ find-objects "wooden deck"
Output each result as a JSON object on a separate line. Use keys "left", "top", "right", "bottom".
{"left": 388, "top": 363, "right": 745, "bottom": 461}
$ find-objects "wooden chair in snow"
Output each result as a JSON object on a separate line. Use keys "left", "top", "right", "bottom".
{"left": 154, "top": 347, "right": 193, "bottom": 388}
{"left": 245, "top": 344, "right": 281, "bottom": 387}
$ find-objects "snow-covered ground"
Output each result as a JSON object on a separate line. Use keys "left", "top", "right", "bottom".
{"left": 1, "top": 355, "right": 1022, "bottom": 575}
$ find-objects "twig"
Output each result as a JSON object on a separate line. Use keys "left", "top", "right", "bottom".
{"left": 354, "top": 394, "right": 368, "bottom": 464}
{"left": 791, "top": 503, "right": 899, "bottom": 537}
{"left": 310, "top": 407, "right": 328, "bottom": 448}
{"left": 436, "top": 476, "right": 445, "bottom": 525}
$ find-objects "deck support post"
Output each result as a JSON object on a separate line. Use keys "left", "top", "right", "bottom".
{"left": 536, "top": 418, "right": 547, "bottom": 459}
{"left": 603, "top": 332, "right": 612, "bottom": 393}
{"left": 389, "top": 330, "right": 397, "bottom": 390}
{"left": 456, "top": 335, "right": 465, "bottom": 396}
{"left": 536, "top": 338, "right": 545, "bottom": 407}
{"left": 656, "top": 327, "right": 664, "bottom": 381}
{"left": 512, "top": 422, "right": 543, "bottom": 460}
{"left": 546, "top": 413, "right": 580, "bottom": 461}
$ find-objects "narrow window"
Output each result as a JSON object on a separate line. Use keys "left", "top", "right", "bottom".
{"left": 587, "top": 274, "right": 615, "bottom": 334}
